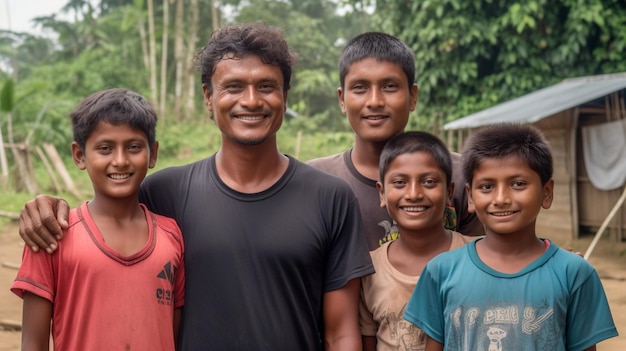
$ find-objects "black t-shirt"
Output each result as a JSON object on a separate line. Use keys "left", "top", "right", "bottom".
{"left": 140, "top": 155, "right": 374, "bottom": 350}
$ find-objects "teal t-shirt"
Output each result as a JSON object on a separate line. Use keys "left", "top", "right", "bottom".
{"left": 404, "top": 239, "right": 618, "bottom": 350}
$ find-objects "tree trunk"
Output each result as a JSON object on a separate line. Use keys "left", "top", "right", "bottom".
{"left": 42, "top": 143, "right": 82, "bottom": 199}
{"left": 10, "top": 143, "right": 38, "bottom": 194}
{"left": 184, "top": 0, "right": 200, "bottom": 119}
{"left": 137, "top": 15, "right": 150, "bottom": 88}
{"left": 6, "top": 111, "right": 37, "bottom": 193}
{"left": 0, "top": 124, "right": 8, "bottom": 185}
{"left": 147, "top": 0, "right": 159, "bottom": 106}
{"left": 35, "top": 145, "right": 61, "bottom": 193}
{"left": 159, "top": 0, "right": 170, "bottom": 117}
{"left": 173, "top": 0, "right": 185, "bottom": 120}
{"left": 211, "top": 0, "right": 220, "bottom": 31}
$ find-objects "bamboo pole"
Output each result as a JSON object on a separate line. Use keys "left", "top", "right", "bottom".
{"left": 35, "top": 145, "right": 61, "bottom": 192}
{"left": 584, "top": 186, "right": 626, "bottom": 260}
{"left": 0, "top": 210, "right": 19, "bottom": 219}
{"left": 42, "top": 143, "right": 82, "bottom": 199}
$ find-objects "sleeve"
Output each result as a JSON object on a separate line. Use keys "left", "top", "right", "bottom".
{"left": 173, "top": 228, "right": 185, "bottom": 309}
{"left": 565, "top": 267, "right": 618, "bottom": 350}
{"left": 323, "top": 185, "right": 374, "bottom": 292}
{"left": 359, "top": 277, "right": 377, "bottom": 336}
{"left": 11, "top": 245, "right": 56, "bottom": 302}
{"left": 403, "top": 263, "right": 445, "bottom": 344}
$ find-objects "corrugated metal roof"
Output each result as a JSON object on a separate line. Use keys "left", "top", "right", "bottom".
{"left": 443, "top": 72, "right": 626, "bottom": 130}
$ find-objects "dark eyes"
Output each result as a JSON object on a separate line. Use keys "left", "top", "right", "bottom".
{"left": 96, "top": 144, "right": 143, "bottom": 153}
{"left": 350, "top": 83, "right": 399, "bottom": 92}
{"left": 389, "top": 178, "right": 438, "bottom": 187}
{"left": 477, "top": 181, "right": 527, "bottom": 191}
{"left": 225, "top": 83, "right": 277, "bottom": 92}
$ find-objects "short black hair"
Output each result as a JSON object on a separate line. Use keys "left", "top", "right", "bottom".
{"left": 339, "top": 32, "right": 416, "bottom": 91}
{"left": 379, "top": 131, "right": 452, "bottom": 187}
{"left": 71, "top": 88, "right": 157, "bottom": 151}
{"left": 462, "top": 123, "right": 553, "bottom": 186}
{"left": 195, "top": 22, "right": 296, "bottom": 93}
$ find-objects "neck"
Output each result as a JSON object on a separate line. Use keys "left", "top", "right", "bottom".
{"left": 88, "top": 196, "right": 144, "bottom": 221}
{"left": 215, "top": 138, "right": 289, "bottom": 193}
{"left": 388, "top": 227, "right": 452, "bottom": 276}
{"left": 351, "top": 137, "right": 387, "bottom": 180}
{"left": 396, "top": 226, "right": 452, "bottom": 255}
{"left": 476, "top": 232, "right": 545, "bottom": 274}
{"left": 480, "top": 231, "right": 544, "bottom": 255}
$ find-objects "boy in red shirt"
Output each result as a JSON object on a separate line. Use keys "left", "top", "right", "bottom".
{"left": 12, "top": 88, "right": 185, "bottom": 351}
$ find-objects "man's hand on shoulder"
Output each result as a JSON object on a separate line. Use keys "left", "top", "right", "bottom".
{"left": 19, "top": 195, "right": 70, "bottom": 254}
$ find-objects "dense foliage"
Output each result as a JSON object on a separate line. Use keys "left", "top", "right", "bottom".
{"left": 0, "top": 0, "right": 625, "bottom": 196}
{"left": 374, "top": 0, "right": 626, "bottom": 128}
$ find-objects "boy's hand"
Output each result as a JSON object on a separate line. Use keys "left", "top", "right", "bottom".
{"left": 19, "top": 195, "right": 70, "bottom": 254}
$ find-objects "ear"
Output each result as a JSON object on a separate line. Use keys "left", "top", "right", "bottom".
{"left": 541, "top": 179, "right": 554, "bottom": 209}
{"left": 337, "top": 87, "right": 346, "bottom": 114}
{"left": 202, "top": 84, "right": 213, "bottom": 112}
{"left": 283, "top": 90, "right": 289, "bottom": 113}
{"left": 465, "top": 183, "right": 476, "bottom": 214}
{"left": 149, "top": 141, "right": 159, "bottom": 169}
{"left": 409, "top": 83, "right": 418, "bottom": 111}
{"left": 376, "top": 181, "right": 387, "bottom": 209}
{"left": 446, "top": 181, "right": 455, "bottom": 208}
{"left": 71, "top": 142, "right": 86, "bottom": 170}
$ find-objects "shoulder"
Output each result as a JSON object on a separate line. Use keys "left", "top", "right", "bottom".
{"left": 549, "top": 242, "right": 596, "bottom": 276}
{"left": 450, "top": 231, "right": 478, "bottom": 248}
{"left": 294, "top": 158, "right": 352, "bottom": 189}
{"left": 67, "top": 205, "right": 83, "bottom": 229}
{"left": 144, "top": 206, "right": 183, "bottom": 242}
{"left": 152, "top": 212, "right": 181, "bottom": 234}
{"left": 427, "top": 243, "right": 470, "bottom": 273}
{"left": 291, "top": 159, "right": 358, "bottom": 205}
{"left": 369, "top": 242, "right": 390, "bottom": 265}
{"left": 144, "top": 157, "right": 212, "bottom": 184}
{"left": 305, "top": 151, "right": 347, "bottom": 172}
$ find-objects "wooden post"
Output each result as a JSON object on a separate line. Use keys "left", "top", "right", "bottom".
{"left": 584, "top": 186, "right": 626, "bottom": 260}
{"left": 35, "top": 145, "right": 61, "bottom": 193}
{"left": 0, "top": 210, "right": 19, "bottom": 219}
{"left": 42, "top": 143, "right": 83, "bottom": 199}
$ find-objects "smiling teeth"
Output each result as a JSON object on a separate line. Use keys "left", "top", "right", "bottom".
{"left": 110, "top": 174, "right": 131, "bottom": 180}
{"left": 238, "top": 115, "right": 264, "bottom": 120}
{"left": 491, "top": 211, "right": 514, "bottom": 216}
{"left": 403, "top": 206, "right": 426, "bottom": 212}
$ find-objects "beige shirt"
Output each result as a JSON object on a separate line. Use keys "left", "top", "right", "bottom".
{"left": 359, "top": 231, "right": 475, "bottom": 351}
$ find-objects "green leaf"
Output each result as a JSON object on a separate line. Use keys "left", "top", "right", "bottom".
{"left": 0, "top": 79, "right": 14, "bottom": 113}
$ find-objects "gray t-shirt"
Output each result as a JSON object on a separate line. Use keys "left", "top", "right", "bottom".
{"left": 308, "top": 149, "right": 483, "bottom": 251}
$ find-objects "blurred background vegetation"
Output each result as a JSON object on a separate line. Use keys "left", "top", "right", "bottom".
{"left": 1, "top": 0, "right": 625, "bottom": 229}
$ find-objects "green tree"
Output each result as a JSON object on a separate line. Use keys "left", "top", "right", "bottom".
{"left": 374, "top": 0, "right": 626, "bottom": 129}
{"left": 234, "top": 0, "right": 374, "bottom": 132}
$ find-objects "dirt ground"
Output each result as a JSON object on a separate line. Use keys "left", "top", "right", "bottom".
{"left": 0, "top": 221, "right": 625, "bottom": 350}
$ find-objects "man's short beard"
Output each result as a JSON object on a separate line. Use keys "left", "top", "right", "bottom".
{"left": 228, "top": 135, "right": 267, "bottom": 146}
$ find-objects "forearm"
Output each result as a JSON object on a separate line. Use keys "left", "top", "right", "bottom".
{"left": 324, "top": 278, "right": 362, "bottom": 351}
{"left": 21, "top": 338, "right": 50, "bottom": 351}
{"left": 325, "top": 334, "right": 361, "bottom": 351}
{"left": 21, "top": 292, "right": 52, "bottom": 351}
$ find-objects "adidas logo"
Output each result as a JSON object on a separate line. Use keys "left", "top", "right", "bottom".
{"left": 157, "top": 261, "right": 177, "bottom": 285}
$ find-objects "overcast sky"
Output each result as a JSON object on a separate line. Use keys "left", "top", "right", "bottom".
{"left": 0, "top": 0, "right": 68, "bottom": 34}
